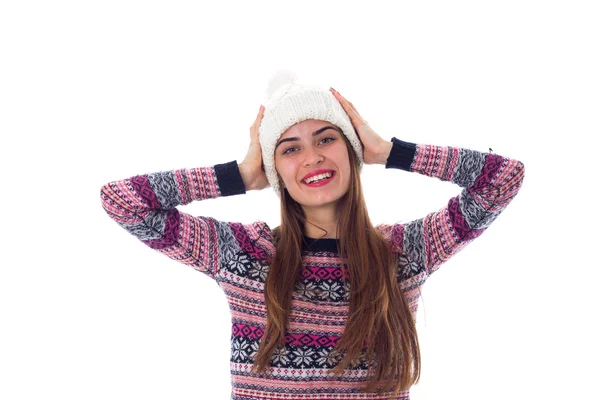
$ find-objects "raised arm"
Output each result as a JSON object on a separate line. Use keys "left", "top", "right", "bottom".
{"left": 100, "top": 161, "right": 272, "bottom": 282}
{"left": 377, "top": 137, "right": 526, "bottom": 279}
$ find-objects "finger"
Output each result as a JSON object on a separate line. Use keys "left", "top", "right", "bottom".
{"left": 338, "top": 94, "right": 356, "bottom": 114}
{"left": 331, "top": 90, "right": 370, "bottom": 127}
{"left": 332, "top": 90, "right": 365, "bottom": 122}
{"left": 344, "top": 98, "right": 360, "bottom": 114}
{"left": 342, "top": 99, "right": 368, "bottom": 125}
{"left": 253, "top": 105, "right": 264, "bottom": 121}
{"left": 337, "top": 93, "right": 359, "bottom": 115}
{"left": 331, "top": 88, "right": 347, "bottom": 105}
{"left": 251, "top": 106, "right": 264, "bottom": 126}
{"left": 343, "top": 98, "right": 361, "bottom": 118}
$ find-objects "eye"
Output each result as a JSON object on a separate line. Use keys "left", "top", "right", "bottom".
{"left": 282, "top": 146, "right": 297, "bottom": 155}
{"left": 282, "top": 136, "right": 336, "bottom": 156}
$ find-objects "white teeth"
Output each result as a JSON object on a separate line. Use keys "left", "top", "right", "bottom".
{"left": 304, "top": 172, "right": 333, "bottom": 184}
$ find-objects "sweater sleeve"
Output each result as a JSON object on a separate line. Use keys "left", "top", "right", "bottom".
{"left": 99, "top": 160, "right": 273, "bottom": 283}
{"left": 377, "top": 137, "right": 526, "bottom": 279}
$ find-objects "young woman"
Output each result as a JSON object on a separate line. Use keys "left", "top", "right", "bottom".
{"left": 100, "top": 73, "right": 525, "bottom": 399}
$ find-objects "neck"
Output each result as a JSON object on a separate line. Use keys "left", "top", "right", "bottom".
{"left": 302, "top": 205, "right": 339, "bottom": 239}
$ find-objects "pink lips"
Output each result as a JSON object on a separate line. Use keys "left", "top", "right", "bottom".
{"left": 302, "top": 171, "right": 336, "bottom": 187}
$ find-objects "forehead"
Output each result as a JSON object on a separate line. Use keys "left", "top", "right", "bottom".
{"left": 280, "top": 119, "right": 332, "bottom": 138}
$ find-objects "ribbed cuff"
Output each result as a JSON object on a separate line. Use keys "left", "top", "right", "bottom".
{"left": 385, "top": 137, "right": 417, "bottom": 171}
{"left": 214, "top": 160, "right": 246, "bottom": 196}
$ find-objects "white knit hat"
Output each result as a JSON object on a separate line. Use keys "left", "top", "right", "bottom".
{"left": 258, "top": 70, "right": 364, "bottom": 198}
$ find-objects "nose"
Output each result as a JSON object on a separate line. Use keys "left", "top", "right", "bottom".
{"left": 303, "top": 146, "right": 324, "bottom": 167}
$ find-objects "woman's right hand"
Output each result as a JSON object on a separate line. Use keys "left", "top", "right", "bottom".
{"left": 239, "top": 105, "right": 270, "bottom": 191}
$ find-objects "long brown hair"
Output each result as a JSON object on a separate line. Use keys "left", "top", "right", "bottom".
{"left": 250, "top": 129, "right": 421, "bottom": 396}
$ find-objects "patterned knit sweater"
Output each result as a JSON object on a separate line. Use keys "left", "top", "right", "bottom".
{"left": 100, "top": 137, "right": 525, "bottom": 400}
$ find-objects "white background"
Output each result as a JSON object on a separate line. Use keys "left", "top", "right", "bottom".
{"left": 1, "top": 1, "right": 598, "bottom": 399}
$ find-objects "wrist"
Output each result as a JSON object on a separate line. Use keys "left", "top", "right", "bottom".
{"left": 238, "top": 163, "right": 254, "bottom": 191}
{"left": 376, "top": 141, "right": 394, "bottom": 165}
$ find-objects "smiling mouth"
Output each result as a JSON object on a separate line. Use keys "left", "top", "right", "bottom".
{"left": 301, "top": 171, "right": 336, "bottom": 186}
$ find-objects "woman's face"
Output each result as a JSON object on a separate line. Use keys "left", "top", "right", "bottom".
{"left": 274, "top": 119, "right": 351, "bottom": 210}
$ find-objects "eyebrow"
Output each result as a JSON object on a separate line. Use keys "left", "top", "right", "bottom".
{"left": 275, "top": 126, "right": 341, "bottom": 151}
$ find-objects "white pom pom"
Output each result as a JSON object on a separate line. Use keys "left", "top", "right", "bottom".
{"left": 265, "top": 69, "right": 298, "bottom": 100}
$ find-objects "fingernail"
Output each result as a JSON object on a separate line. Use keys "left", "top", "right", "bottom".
{"left": 330, "top": 87, "right": 337, "bottom": 93}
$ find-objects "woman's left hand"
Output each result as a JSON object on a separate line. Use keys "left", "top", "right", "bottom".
{"left": 329, "top": 87, "right": 391, "bottom": 165}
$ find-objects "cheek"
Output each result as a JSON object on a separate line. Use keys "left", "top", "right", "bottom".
{"left": 276, "top": 161, "right": 298, "bottom": 182}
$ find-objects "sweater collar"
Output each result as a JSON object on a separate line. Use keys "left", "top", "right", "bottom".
{"left": 301, "top": 234, "right": 340, "bottom": 253}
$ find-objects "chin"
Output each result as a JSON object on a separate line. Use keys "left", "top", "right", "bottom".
{"left": 298, "top": 192, "right": 345, "bottom": 207}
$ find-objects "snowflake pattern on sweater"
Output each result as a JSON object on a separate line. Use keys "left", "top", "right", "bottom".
{"left": 100, "top": 137, "right": 525, "bottom": 400}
